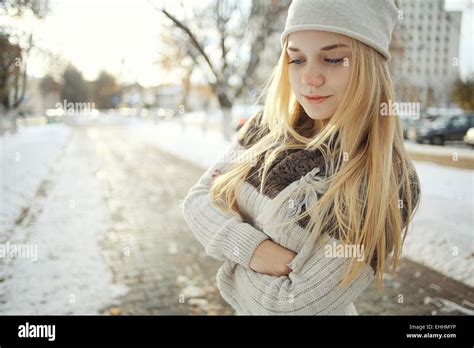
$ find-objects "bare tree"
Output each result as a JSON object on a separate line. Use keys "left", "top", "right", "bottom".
{"left": 0, "top": 32, "right": 32, "bottom": 111}
{"left": 0, "top": 0, "right": 49, "bottom": 133}
{"left": 0, "top": 0, "right": 48, "bottom": 18}
{"left": 156, "top": 29, "right": 197, "bottom": 112}
{"left": 154, "top": 0, "right": 290, "bottom": 140}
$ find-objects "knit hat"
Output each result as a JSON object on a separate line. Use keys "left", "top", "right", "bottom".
{"left": 280, "top": 0, "right": 399, "bottom": 61}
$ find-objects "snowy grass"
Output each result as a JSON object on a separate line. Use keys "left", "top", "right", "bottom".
{"left": 403, "top": 161, "right": 474, "bottom": 287}
{"left": 0, "top": 123, "right": 128, "bottom": 314}
{"left": 1, "top": 124, "right": 72, "bottom": 235}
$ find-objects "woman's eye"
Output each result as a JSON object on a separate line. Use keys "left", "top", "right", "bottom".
{"left": 324, "top": 57, "right": 345, "bottom": 65}
{"left": 289, "top": 59, "right": 304, "bottom": 65}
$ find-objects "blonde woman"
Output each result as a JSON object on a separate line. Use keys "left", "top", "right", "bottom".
{"left": 183, "top": 0, "right": 421, "bottom": 315}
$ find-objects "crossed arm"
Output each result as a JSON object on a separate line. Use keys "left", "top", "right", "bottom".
{"left": 217, "top": 234, "right": 375, "bottom": 315}
{"left": 182, "top": 138, "right": 295, "bottom": 275}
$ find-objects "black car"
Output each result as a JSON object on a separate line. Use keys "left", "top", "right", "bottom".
{"left": 414, "top": 113, "right": 474, "bottom": 145}
{"left": 404, "top": 113, "right": 442, "bottom": 140}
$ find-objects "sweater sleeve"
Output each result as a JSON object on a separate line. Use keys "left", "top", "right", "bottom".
{"left": 182, "top": 137, "right": 270, "bottom": 268}
{"left": 216, "top": 234, "right": 375, "bottom": 315}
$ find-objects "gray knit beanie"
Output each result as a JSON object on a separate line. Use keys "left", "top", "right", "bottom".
{"left": 280, "top": 0, "right": 399, "bottom": 61}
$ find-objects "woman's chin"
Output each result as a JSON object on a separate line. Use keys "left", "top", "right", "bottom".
{"left": 303, "top": 109, "right": 333, "bottom": 122}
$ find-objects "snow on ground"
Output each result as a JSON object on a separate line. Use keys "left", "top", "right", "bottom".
{"left": 0, "top": 124, "right": 72, "bottom": 235}
{"left": 130, "top": 116, "right": 474, "bottom": 287}
{"left": 403, "top": 161, "right": 473, "bottom": 287}
{"left": 129, "top": 116, "right": 233, "bottom": 169}
{"left": 0, "top": 124, "right": 128, "bottom": 314}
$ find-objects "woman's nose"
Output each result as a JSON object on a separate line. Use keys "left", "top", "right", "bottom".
{"left": 302, "top": 65, "right": 324, "bottom": 87}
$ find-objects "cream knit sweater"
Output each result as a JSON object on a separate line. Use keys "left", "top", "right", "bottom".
{"left": 182, "top": 114, "right": 416, "bottom": 315}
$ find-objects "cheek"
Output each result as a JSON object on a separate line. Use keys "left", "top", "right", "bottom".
{"left": 332, "top": 67, "right": 351, "bottom": 95}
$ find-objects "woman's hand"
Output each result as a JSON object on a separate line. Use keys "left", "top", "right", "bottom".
{"left": 249, "top": 240, "right": 297, "bottom": 277}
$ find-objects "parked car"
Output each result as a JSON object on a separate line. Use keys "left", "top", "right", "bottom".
{"left": 464, "top": 127, "right": 474, "bottom": 147}
{"left": 401, "top": 117, "right": 423, "bottom": 140}
{"left": 405, "top": 115, "right": 440, "bottom": 141}
{"left": 414, "top": 113, "right": 474, "bottom": 145}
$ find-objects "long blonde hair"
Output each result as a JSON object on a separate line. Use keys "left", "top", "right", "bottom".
{"left": 210, "top": 36, "right": 421, "bottom": 288}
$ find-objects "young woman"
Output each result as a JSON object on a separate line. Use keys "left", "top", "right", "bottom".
{"left": 183, "top": 0, "right": 421, "bottom": 315}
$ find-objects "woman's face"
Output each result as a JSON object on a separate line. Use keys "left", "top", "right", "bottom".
{"left": 287, "top": 30, "right": 352, "bottom": 122}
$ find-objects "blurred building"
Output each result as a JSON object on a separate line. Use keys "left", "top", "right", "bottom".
{"left": 120, "top": 83, "right": 144, "bottom": 108}
{"left": 392, "top": 0, "right": 462, "bottom": 107}
{"left": 154, "top": 84, "right": 183, "bottom": 110}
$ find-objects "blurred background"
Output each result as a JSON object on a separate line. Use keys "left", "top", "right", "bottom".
{"left": 0, "top": 0, "right": 473, "bottom": 316}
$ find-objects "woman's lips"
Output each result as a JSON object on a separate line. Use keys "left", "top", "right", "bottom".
{"left": 303, "top": 95, "right": 331, "bottom": 104}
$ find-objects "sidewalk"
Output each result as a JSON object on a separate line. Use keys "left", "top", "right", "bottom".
{"left": 405, "top": 141, "right": 474, "bottom": 169}
{"left": 355, "top": 258, "right": 474, "bottom": 315}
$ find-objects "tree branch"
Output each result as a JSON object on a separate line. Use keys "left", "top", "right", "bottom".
{"left": 161, "top": 8, "right": 220, "bottom": 85}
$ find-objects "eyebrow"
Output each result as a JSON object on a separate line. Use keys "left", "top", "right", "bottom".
{"left": 287, "top": 44, "right": 349, "bottom": 52}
